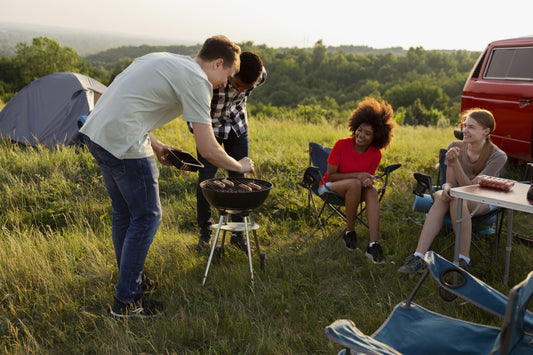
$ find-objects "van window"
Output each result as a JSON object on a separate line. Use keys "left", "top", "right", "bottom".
{"left": 484, "top": 47, "right": 533, "bottom": 81}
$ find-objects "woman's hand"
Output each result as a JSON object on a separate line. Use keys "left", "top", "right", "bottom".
{"left": 446, "top": 146, "right": 460, "bottom": 165}
{"left": 441, "top": 183, "right": 454, "bottom": 201}
{"left": 358, "top": 172, "right": 375, "bottom": 188}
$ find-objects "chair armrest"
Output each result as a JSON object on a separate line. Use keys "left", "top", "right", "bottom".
{"left": 374, "top": 164, "right": 402, "bottom": 199}
{"left": 413, "top": 172, "right": 433, "bottom": 198}
{"left": 299, "top": 166, "right": 322, "bottom": 189}
{"left": 299, "top": 166, "right": 344, "bottom": 204}
{"left": 424, "top": 251, "right": 533, "bottom": 331}
{"left": 374, "top": 163, "right": 401, "bottom": 179}
{"left": 325, "top": 319, "right": 402, "bottom": 355}
{"left": 299, "top": 166, "right": 337, "bottom": 194}
{"left": 425, "top": 251, "right": 508, "bottom": 317}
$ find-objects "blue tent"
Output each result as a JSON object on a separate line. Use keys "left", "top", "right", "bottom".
{"left": 0, "top": 72, "right": 106, "bottom": 146}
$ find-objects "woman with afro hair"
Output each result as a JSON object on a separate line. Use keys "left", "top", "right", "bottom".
{"left": 318, "top": 97, "right": 395, "bottom": 263}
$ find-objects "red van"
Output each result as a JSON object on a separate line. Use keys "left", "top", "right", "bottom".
{"left": 461, "top": 36, "right": 533, "bottom": 162}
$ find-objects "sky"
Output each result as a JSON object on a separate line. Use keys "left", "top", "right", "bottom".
{"left": 1, "top": 0, "right": 532, "bottom": 51}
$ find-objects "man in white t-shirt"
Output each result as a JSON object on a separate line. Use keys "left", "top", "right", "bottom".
{"left": 79, "top": 35, "right": 254, "bottom": 318}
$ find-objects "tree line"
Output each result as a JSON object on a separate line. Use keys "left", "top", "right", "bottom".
{"left": 0, "top": 37, "right": 481, "bottom": 126}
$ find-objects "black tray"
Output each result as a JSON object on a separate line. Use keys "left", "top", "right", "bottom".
{"left": 167, "top": 149, "right": 204, "bottom": 172}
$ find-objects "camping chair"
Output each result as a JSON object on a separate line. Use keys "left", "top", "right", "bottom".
{"left": 411, "top": 148, "right": 505, "bottom": 261}
{"left": 299, "top": 142, "right": 401, "bottom": 241}
{"left": 325, "top": 251, "right": 533, "bottom": 354}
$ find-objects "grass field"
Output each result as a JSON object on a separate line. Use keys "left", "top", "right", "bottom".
{"left": 0, "top": 116, "right": 532, "bottom": 354}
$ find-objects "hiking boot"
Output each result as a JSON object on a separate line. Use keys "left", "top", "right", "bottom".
{"left": 110, "top": 295, "right": 163, "bottom": 319}
{"left": 343, "top": 231, "right": 357, "bottom": 251}
{"left": 365, "top": 242, "right": 385, "bottom": 264}
{"left": 141, "top": 273, "right": 158, "bottom": 293}
{"left": 398, "top": 254, "right": 427, "bottom": 275}
{"left": 196, "top": 231, "right": 211, "bottom": 252}
{"left": 230, "top": 232, "right": 248, "bottom": 253}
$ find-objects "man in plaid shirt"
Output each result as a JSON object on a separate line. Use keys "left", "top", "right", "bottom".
{"left": 190, "top": 51, "right": 267, "bottom": 251}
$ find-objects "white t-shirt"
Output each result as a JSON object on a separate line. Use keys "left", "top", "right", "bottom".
{"left": 80, "top": 53, "right": 212, "bottom": 159}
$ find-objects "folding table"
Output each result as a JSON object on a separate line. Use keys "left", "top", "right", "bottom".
{"left": 450, "top": 182, "right": 533, "bottom": 284}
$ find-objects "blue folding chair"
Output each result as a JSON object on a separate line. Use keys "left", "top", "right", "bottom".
{"left": 299, "top": 142, "right": 401, "bottom": 241}
{"left": 412, "top": 148, "right": 505, "bottom": 261}
{"left": 325, "top": 251, "right": 533, "bottom": 354}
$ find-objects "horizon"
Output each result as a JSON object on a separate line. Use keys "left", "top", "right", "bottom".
{"left": 1, "top": 0, "right": 533, "bottom": 52}
{"left": 1, "top": 21, "right": 441, "bottom": 51}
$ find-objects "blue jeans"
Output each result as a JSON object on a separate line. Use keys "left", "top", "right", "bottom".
{"left": 81, "top": 134, "right": 162, "bottom": 303}
{"left": 196, "top": 130, "right": 248, "bottom": 234}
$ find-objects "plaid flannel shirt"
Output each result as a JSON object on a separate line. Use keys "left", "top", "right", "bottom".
{"left": 188, "top": 67, "right": 267, "bottom": 139}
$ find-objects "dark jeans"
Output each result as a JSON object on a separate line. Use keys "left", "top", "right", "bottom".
{"left": 81, "top": 134, "right": 162, "bottom": 303}
{"left": 196, "top": 130, "right": 249, "bottom": 235}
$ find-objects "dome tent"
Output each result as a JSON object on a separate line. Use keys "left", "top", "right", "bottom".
{"left": 0, "top": 72, "right": 107, "bottom": 146}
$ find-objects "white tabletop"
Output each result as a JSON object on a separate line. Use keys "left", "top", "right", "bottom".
{"left": 450, "top": 182, "right": 533, "bottom": 214}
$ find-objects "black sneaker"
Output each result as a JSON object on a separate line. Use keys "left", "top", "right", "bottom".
{"left": 365, "top": 242, "right": 385, "bottom": 264}
{"left": 230, "top": 232, "right": 248, "bottom": 253}
{"left": 196, "top": 231, "right": 211, "bottom": 252}
{"left": 110, "top": 295, "right": 163, "bottom": 318}
{"left": 458, "top": 258, "right": 471, "bottom": 270}
{"left": 398, "top": 254, "right": 427, "bottom": 275}
{"left": 141, "top": 273, "right": 158, "bottom": 293}
{"left": 343, "top": 231, "right": 357, "bottom": 251}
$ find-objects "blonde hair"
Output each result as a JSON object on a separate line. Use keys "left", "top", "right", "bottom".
{"left": 461, "top": 108, "right": 497, "bottom": 175}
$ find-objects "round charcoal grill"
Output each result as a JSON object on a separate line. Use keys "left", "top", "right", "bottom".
{"left": 200, "top": 177, "right": 273, "bottom": 215}
{"left": 200, "top": 177, "right": 273, "bottom": 286}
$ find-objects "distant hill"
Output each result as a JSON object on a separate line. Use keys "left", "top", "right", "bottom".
{"left": 0, "top": 22, "right": 197, "bottom": 57}
{"left": 84, "top": 44, "right": 202, "bottom": 69}
{"left": 1, "top": 22, "right": 469, "bottom": 69}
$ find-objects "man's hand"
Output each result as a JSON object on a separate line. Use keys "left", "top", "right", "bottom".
{"left": 238, "top": 157, "right": 255, "bottom": 174}
{"left": 149, "top": 133, "right": 181, "bottom": 166}
{"left": 157, "top": 146, "right": 183, "bottom": 166}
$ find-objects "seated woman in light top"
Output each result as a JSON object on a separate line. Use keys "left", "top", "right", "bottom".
{"left": 399, "top": 108, "right": 507, "bottom": 274}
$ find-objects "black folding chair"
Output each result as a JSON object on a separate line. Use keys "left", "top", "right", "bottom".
{"left": 299, "top": 142, "right": 401, "bottom": 241}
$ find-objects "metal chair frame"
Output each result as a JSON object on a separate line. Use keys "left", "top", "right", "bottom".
{"left": 325, "top": 251, "right": 533, "bottom": 355}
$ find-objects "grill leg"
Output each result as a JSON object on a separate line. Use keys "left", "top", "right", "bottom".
{"left": 248, "top": 214, "right": 262, "bottom": 255}
{"left": 248, "top": 214, "right": 266, "bottom": 270}
{"left": 202, "top": 214, "right": 225, "bottom": 286}
{"left": 244, "top": 216, "right": 254, "bottom": 284}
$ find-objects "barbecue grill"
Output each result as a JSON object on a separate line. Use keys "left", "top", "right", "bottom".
{"left": 200, "top": 177, "right": 273, "bottom": 286}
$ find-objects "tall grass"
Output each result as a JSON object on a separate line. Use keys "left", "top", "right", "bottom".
{"left": 0, "top": 118, "right": 531, "bottom": 354}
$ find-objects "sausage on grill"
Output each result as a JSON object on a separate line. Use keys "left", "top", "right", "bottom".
{"left": 221, "top": 178, "right": 234, "bottom": 187}
{"left": 212, "top": 180, "right": 226, "bottom": 189}
{"left": 248, "top": 182, "right": 261, "bottom": 191}
{"left": 238, "top": 183, "right": 253, "bottom": 192}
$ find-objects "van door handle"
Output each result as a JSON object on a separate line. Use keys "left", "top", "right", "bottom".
{"left": 519, "top": 98, "right": 532, "bottom": 108}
